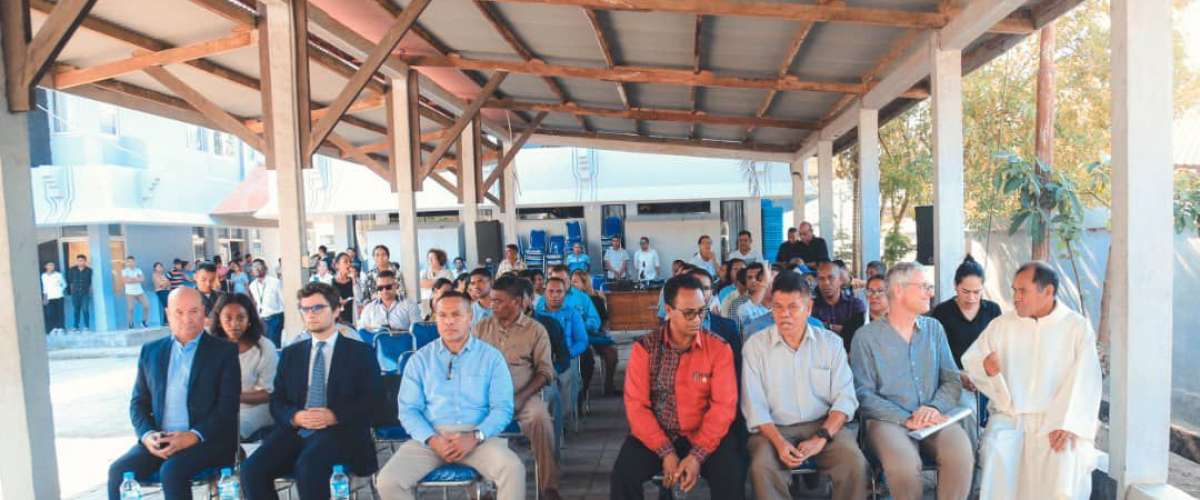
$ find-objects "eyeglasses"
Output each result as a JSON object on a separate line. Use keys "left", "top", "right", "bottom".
{"left": 299, "top": 304, "right": 329, "bottom": 315}
{"left": 376, "top": 284, "right": 396, "bottom": 292}
{"left": 675, "top": 308, "right": 709, "bottom": 321}
{"left": 903, "top": 282, "right": 936, "bottom": 293}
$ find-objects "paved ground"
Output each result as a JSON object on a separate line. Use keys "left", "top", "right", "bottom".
{"left": 49, "top": 330, "right": 1200, "bottom": 499}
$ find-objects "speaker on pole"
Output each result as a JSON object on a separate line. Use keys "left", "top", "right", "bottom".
{"left": 915, "top": 205, "right": 933, "bottom": 265}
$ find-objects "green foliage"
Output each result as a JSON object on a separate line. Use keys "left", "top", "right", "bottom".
{"left": 883, "top": 230, "right": 913, "bottom": 266}
{"left": 992, "top": 153, "right": 1088, "bottom": 250}
{"left": 1174, "top": 170, "right": 1200, "bottom": 235}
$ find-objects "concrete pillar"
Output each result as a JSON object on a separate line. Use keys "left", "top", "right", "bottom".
{"left": 460, "top": 120, "right": 480, "bottom": 267}
{"left": 857, "top": 108, "right": 881, "bottom": 271}
{"left": 259, "top": 0, "right": 311, "bottom": 342}
{"left": 790, "top": 158, "right": 807, "bottom": 226}
{"left": 584, "top": 203, "right": 602, "bottom": 271}
{"left": 817, "top": 140, "right": 835, "bottom": 241}
{"left": 0, "top": 47, "right": 61, "bottom": 499}
{"left": 745, "top": 197, "right": 764, "bottom": 254}
{"left": 387, "top": 70, "right": 421, "bottom": 301}
{"left": 203, "top": 227, "right": 218, "bottom": 261}
{"left": 1109, "top": 0, "right": 1174, "bottom": 495}
{"left": 332, "top": 215, "right": 353, "bottom": 251}
{"left": 87, "top": 224, "right": 114, "bottom": 331}
{"left": 501, "top": 142, "right": 519, "bottom": 246}
{"left": 931, "top": 35, "right": 965, "bottom": 301}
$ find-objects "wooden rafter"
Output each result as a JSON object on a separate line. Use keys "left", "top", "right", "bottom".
{"left": 398, "top": 55, "right": 929, "bottom": 97}
{"left": 142, "top": 65, "right": 264, "bottom": 151}
{"left": 688, "top": 14, "right": 701, "bottom": 139}
{"left": 484, "top": 99, "right": 820, "bottom": 130}
{"left": 429, "top": 170, "right": 461, "bottom": 197}
{"left": 528, "top": 128, "right": 795, "bottom": 154}
{"left": 4, "top": 0, "right": 97, "bottom": 110}
{"left": 329, "top": 132, "right": 393, "bottom": 188}
{"left": 24, "top": 0, "right": 96, "bottom": 88}
{"left": 245, "top": 93, "right": 385, "bottom": 133}
{"left": 419, "top": 72, "right": 509, "bottom": 181}
{"left": 482, "top": 111, "right": 548, "bottom": 192}
{"left": 308, "top": 0, "right": 432, "bottom": 155}
{"left": 54, "top": 29, "right": 257, "bottom": 89}
{"left": 468, "top": 0, "right": 1033, "bottom": 33}
{"left": 471, "top": 0, "right": 589, "bottom": 131}
{"left": 581, "top": 9, "right": 628, "bottom": 108}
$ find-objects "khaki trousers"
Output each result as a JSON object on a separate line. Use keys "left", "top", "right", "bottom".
{"left": 747, "top": 420, "right": 869, "bottom": 500}
{"left": 866, "top": 419, "right": 974, "bottom": 500}
{"left": 376, "top": 437, "right": 525, "bottom": 500}
{"left": 515, "top": 396, "right": 560, "bottom": 492}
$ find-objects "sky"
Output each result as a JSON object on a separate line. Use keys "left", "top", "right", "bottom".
{"left": 1184, "top": 2, "right": 1200, "bottom": 70}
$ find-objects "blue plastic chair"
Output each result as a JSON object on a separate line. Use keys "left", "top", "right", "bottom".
{"left": 374, "top": 332, "right": 416, "bottom": 375}
{"left": 418, "top": 464, "right": 484, "bottom": 499}
{"left": 602, "top": 216, "right": 622, "bottom": 239}
{"left": 499, "top": 420, "right": 539, "bottom": 500}
{"left": 565, "top": 221, "right": 582, "bottom": 245}
{"left": 357, "top": 328, "right": 386, "bottom": 348}
{"left": 411, "top": 321, "right": 439, "bottom": 349}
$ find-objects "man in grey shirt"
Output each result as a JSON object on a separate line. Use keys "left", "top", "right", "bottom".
{"left": 849, "top": 262, "right": 973, "bottom": 500}
{"left": 742, "top": 272, "right": 868, "bottom": 500}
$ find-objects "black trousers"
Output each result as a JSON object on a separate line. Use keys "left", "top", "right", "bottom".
{"left": 610, "top": 433, "right": 746, "bottom": 500}
{"left": 43, "top": 298, "right": 64, "bottom": 333}
{"left": 241, "top": 426, "right": 357, "bottom": 500}
{"left": 107, "top": 440, "right": 229, "bottom": 500}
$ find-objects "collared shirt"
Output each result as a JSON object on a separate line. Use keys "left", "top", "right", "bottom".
{"left": 812, "top": 291, "right": 866, "bottom": 330}
{"left": 398, "top": 335, "right": 515, "bottom": 444}
{"left": 66, "top": 266, "right": 92, "bottom": 295}
{"left": 719, "top": 288, "right": 743, "bottom": 318}
{"left": 163, "top": 336, "right": 201, "bottom": 435}
{"left": 633, "top": 249, "right": 660, "bottom": 280}
{"left": 199, "top": 290, "right": 223, "bottom": 318}
{"left": 122, "top": 268, "right": 146, "bottom": 295}
{"left": 535, "top": 288, "right": 600, "bottom": 335}
{"left": 794, "top": 237, "right": 830, "bottom": 264}
{"left": 565, "top": 253, "right": 591, "bottom": 274}
{"left": 474, "top": 313, "right": 556, "bottom": 391}
{"left": 737, "top": 300, "right": 771, "bottom": 327}
{"left": 470, "top": 300, "right": 493, "bottom": 329}
{"left": 307, "top": 332, "right": 340, "bottom": 389}
{"left": 358, "top": 298, "right": 423, "bottom": 331}
{"left": 728, "top": 293, "right": 754, "bottom": 330}
{"left": 362, "top": 264, "right": 409, "bottom": 301}
{"left": 250, "top": 276, "right": 285, "bottom": 318}
{"left": 288, "top": 325, "right": 363, "bottom": 346}
{"left": 727, "top": 248, "right": 764, "bottom": 264}
{"left": 742, "top": 313, "right": 825, "bottom": 339}
{"left": 496, "top": 259, "right": 526, "bottom": 276}
{"left": 850, "top": 315, "right": 962, "bottom": 425}
{"left": 689, "top": 253, "right": 719, "bottom": 277}
{"left": 625, "top": 326, "right": 736, "bottom": 463}
{"left": 741, "top": 325, "right": 858, "bottom": 431}
{"left": 604, "top": 247, "right": 630, "bottom": 279}
{"left": 535, "top": 303, "right": 588, "bottom": 358}
{"left": 41, "top": 271, "right": 66, "bottom": 300}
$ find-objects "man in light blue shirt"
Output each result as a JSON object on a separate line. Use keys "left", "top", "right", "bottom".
{"left": 539, "top": 265, "right": 600, "bottom": 335}
{"left": 565, "top": 243, "right": 591, "bottom": 275}
{"left": 467, "top": 268, "right": 495, "bottom": 328}
{"left": 376, "top": 291, "right": 525, "bottom": 500}
{"left": 741, "top": 272, "right": 867, "bottom": 500}
{"left": 536, "top": 277, "right": 588, "bottom": 435}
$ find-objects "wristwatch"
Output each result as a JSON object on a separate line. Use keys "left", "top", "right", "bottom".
{"left": 815, "top": 428, "right": 833, "bottom": 442}
{"left": 474, "top": 430, "right": 485, "bottom": 442}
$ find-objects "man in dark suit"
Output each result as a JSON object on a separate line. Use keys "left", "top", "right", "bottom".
{"left": 107, "top": 287, "right": 240, "bottom": 500}
{"left": 242, "top": 282, "right": 383, "bottom": 500}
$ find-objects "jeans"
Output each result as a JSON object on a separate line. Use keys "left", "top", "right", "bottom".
{"left": 71, "top": 292, "right": 91, "bottom": 330}
{"left": 156, "top": 290, "right": 171, "bottom": 324}
{"left": 263, "top": 313, "right": 283, "bottom": 347}
{"left": 44, "top": 298, "right": 64, "bottom": 333}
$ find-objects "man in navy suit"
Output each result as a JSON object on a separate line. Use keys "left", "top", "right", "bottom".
{"left": 242, "top": 281, "right": 384, "bottom": 500}
{"left": 107, "top": 287, "right": 241, "bottom": 500}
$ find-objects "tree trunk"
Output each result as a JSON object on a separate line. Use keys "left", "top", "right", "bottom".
{"left": 1096, "top": 244, "right": 1113, "bottom": 377}
{"left": 1033, "top": 22, "right": 1056, "bottom": 261}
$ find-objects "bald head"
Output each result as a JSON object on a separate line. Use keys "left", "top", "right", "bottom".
{"left": 167, "top": 287, "right": 206, "bottom": 342}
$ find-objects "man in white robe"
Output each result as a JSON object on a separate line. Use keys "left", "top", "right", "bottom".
{"left": 963, "top": 262, "right": 1102, "bottom": 500}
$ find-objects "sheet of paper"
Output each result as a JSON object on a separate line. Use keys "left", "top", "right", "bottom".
{"left": 907, "top": 406, "right": 973, "bottom": 441}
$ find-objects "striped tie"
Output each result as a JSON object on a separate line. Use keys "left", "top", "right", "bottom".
{"left": 300, "top": 340, "right": 327, "bottom": 437}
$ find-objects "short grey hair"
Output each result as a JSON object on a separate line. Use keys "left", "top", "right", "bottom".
{"left": 885, "top": 261, "right": 926, "bottom": 300}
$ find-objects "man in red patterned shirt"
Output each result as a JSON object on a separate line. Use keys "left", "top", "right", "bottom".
{"left": 610, "top": 274, "right": 744, "bottom": 500}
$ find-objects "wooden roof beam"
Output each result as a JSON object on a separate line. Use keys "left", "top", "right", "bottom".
{"left": 688, "top": 14, "right": 701, "bottom": 139}
{"left": 419, "top": 72, "right": 508, "bottom": 181}
{"left": 142, "top": 65, "right": 263, "bottom": 151}
{"left": 484, "top": 99, "right": 821, "bottom": 130}
{"left": 24, "top": 0, "right": 98, "bottom": 93}
{"left": 329, "top": 132, "right": 393, "bottom": 189}
{"left": 53, "top": 29, "right": 257, "bottom": 89}
{"left": 466, "top": 0, "right": 1033, "bottom": 33}
{"left": 397, "top": 54, "right": 929, "bottom": 97}
{"left": 482, "top": 111, "right": 547, "bottom": 191}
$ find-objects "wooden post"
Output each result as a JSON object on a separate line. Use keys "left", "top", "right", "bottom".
{"left": 1032, "top": 22, "right": 1056, "bottom": 261}
{"left": 259, "top": 0, "right": 311, "bottom": 342}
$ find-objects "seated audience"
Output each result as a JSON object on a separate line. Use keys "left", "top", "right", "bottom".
{"left": 357, "top": 270, "right": 422, "bottom": 332}
{"left": 840, "top": 274, "right": 889, "bottom": 354}
{"left": 209, "top": 293, "right": 278, "bottom": 439}
{"left": 813, "top": 261, "right": 866, "bottom": 335}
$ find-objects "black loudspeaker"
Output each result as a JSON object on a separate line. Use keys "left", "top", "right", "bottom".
{"left": 475, "top": 220, "right": 504, "bottom": 267}
{"left": 915, "top": 205, "right": 933, "bottom": 265}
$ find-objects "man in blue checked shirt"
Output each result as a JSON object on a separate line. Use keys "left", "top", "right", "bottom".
{"left": 375, "top": 291, "right": 525, "bottom": 500}
{"left": 535, "top": 277, "right": 587, "bottom": 434}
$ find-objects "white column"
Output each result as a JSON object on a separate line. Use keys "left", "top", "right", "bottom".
{"left": 818, "top": 140, "right": 835, "bottom": 240}
{"left": 790, "top": 158, "right": 807, "bottom": 226}
{"left": 857, "top": 108, "right": 881, "bottom": 270}
{"left": 260, "top": 0, "right": 310, "bottom": 342}
{"left": 0, "top": 51, "right": 61, "bottom": 499}
{"left": 460, "top": 120, "right": 480, "bottom": 267}
{"left": 388, "top": 71, "right": 421, "bottom": 299}
{"left": 1109, "top": 0, "right": 1174, "bottom": 495}
{"left": 931, "top": 35, "right": 965, "bottom": 301}
{"left": 87, "top": 224, "right": 114, "bottom": 331}
{"left": 501, "top": 141, "right": 519, "bottom": 246}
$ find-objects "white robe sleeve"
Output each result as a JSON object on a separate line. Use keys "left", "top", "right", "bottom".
{"left": 1043, "top": 318, "right": 1103, "bottom": 441}
{"left": 962, "top": 319, "right": 1015, "bottom": 414}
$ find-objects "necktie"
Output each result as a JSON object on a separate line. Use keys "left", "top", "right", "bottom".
{"left": 300, "top": 341, "right": 327, "bottom": 437}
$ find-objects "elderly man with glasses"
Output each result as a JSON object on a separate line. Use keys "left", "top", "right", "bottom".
{"left": 849, "top": 262, "right": 972, "bottom": 500}
{"left": 358, "top": 270, "right": 423, "bottom": 332}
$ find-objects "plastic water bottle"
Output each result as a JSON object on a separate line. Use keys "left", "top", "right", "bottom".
{"left": 330, "top": 465, "right": 350, "bottom": 500}
{"left": 217, "top": 468, "right": 241, "bottom": 500}
{"left": 118, "top": 472, "right": 142, "bottom": 500}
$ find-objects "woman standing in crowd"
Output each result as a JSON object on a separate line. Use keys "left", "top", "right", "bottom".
{"left": 151, "top": 262, "right": 172, "bottom": 324}
{"left": 420, "top": 248, "right": 456, "bottom": 300}
{"left": 208, "top": 293, "right": 277, "bottom": 439}
{"left": 227, "top": 260, "right": 250, "bottom": 294}
{"left": 566, "top": 242, "right": 591, "bottom": 275}
{"left": 572, "top": 269, "right": 620, "bottom": 396}
{"left": 331, "top": 252, "right": 358, "bottom": 325}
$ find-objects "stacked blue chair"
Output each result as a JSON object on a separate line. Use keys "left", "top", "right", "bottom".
{"left": 525, "top": 230, "right": 548, "bottom": 270}
{"left": 545, "top": 235, "right": 566, "bottom": 267}
{"left": 564, "top": 221, "right": 583, "bottom": 249}
{"left": 600, "top": 216, "right": 622, "bottom": 251}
